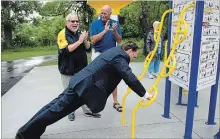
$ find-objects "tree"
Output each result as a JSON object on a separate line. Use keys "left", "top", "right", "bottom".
{"left": 39, "top": 1, "right": 95, "bottom": 31}
{"left": 120, "top": 1, "right": 169, "bottom": 39}
{"left": 1, "top": 1, "right": 42, "bottom": 49}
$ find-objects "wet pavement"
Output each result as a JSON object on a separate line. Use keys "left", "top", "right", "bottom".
{"left": 1, "top": 63, "right": 219, "bottom": 138}
{"left": 1, "top": 55, "right": 57, "bottom": 96}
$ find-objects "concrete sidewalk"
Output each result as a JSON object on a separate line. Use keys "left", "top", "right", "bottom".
{"left": 1, "top": 63, "right": 219, "bottom": 138}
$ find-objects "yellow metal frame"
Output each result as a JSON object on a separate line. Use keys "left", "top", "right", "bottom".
{"left": 131, "top": 4, "right": 195, "bottom": 139}
{"left": 121, "top": 8, "right": 174, "bottom": 125}
{"left": 164, "top": 40, "right": 168, "bottom": 63}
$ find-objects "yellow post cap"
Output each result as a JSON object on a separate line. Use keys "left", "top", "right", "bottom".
{"left": 87, "top": 0, "right": 135, "bottom": 15}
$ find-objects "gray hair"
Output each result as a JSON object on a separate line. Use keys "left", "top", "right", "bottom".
{"left": 65, "top": 13, "right": 77, "bottom": 21}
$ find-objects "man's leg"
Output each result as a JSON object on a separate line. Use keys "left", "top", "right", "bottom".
{"left": 16, "top": 88, "right": 84, "bottom": 139}
{"left": 61, "top": 74, "right": 100, "bottom": 119}
{"left": 82, "top": 105, "right": 101, "bottom": 118}
{"left": 112, "top": 88, "right": 122, "bottom": 112}
{"left": 153, "top": 57, "right": 161, "bottom": 76}
{"left": 148, "top": 60, "right": 155, "bottom": 79}
{"left": 61, "top": 74, "right": 77, "bottom": 121}
{"left": 83, "top": 49, "right": 102, "bottom": 117}
{"left": 28, "top": 93, "right": 65, "bottom": 122}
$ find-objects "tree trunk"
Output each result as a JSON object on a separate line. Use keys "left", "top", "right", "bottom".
{"left": 2, "top": 1, "right": 13, "bottom": 49}
{"left": 3, "top": 24, "right": 13, "bottom": 49}
{"left": 140, "top": 1, "right": 148, "bottom": 47}
{"left": 156, "top": 2, "right": 162, "bottom": 20}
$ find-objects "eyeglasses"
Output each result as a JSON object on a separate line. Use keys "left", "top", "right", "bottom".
{"left": 68, "top": 20, "right": 79, "bottom": 23}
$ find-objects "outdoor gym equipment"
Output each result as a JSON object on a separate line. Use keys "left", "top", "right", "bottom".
{"left": 121, "top": 8, "right": 174, "bottom": 126}
{"left": 164, "top": 1, "right": 219, "bottom": 139}
{"left": 130, "top": 4, "right": 196, "bottom": 138}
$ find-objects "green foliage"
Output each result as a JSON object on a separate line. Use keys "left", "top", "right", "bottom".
{"left": 39, "top": 1, "right": 73, "bottom": 17}
{"left": 1, "top": 1, "right": 170, "bottom": 52}
{"left": 120, "top": 2, "right": 141, "bottom": 38}
{"left": 14, "top": 16, "right": 65, "bottom": 47}
{"left": 120, "top": 1, "right": 169, "bottom": 39}
{"left": 1, "top": 1, "right": 42, "bottom": 49}
{"left": 1, "top": 1, "right": 42, "bottom": 25}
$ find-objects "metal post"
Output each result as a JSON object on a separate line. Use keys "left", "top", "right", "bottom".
{"left": 162, "top": 0, "right": 172, "bottom": 119}
{"left": 184, "top": 1, "right": 204, "bottom": 139}
{"left": 177, "top": 87, "right": 183, "bottom": 105}
{"left": 195, "top": 91, "right": 199, "bottom": 108}
{"left": 206, "top": 47, "right": 220, "bottom": 125}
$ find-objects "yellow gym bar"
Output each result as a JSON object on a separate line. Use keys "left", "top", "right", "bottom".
{"left": 121, "top": 8, "right": 174, "bottom": 125}
{"left": 131, "top": 4, "right": 195, "bottom": 139}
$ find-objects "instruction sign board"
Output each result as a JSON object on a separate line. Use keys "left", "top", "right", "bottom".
{"left": 169, "top": 0, "right": 220, "bottom": 91}
{"left": 169, "top": 0, "right": 196, "bottom": 90}
{"left": 197, "top": 0, "right": 220, "bottom": 91}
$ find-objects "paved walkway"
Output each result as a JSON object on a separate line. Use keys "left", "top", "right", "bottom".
{"left": 1, "top": 63, "right": 219, "bottom": 138}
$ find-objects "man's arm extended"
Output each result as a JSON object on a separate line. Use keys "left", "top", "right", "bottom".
{"left": 112, "top": 57, "right": 146, "bottom": 97}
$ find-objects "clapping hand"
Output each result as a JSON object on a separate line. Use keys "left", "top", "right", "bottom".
{"left": 112, "top": 22, "right": 117, "bottom": 32}
{"left": 82, "top": 31, "right": 88, "bottom": 42}
{"left": 79, "top": 31, "right": 88, "bottom": 43}
{"left": 104, "top": 20, "right": 110, "bottom": 31}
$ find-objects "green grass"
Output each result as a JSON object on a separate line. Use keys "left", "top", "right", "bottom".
{"left": 1, "top": 39, "right": 145, "bottom": 66}
{"left": 121, "top": 38, "right": 145, "bottom": 62}
{"left": 1, "top": 45, "right": 57, "bottom": 61}
{"left": 39, "top": 60, "right": 58, "bottom": 67}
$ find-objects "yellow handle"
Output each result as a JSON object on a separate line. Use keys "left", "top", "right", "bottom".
{"left": 139, "top": 86, "right": 158, "bottom": 107}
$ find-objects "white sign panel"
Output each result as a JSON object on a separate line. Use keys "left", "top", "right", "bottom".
{"left": 169, "top": 0, "right": 196, "bottom": 90}
{"left": 197, "top": 0, "right": 220, "bottom": 91}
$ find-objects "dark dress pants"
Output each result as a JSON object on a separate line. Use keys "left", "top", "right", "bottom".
{"left": 17, "top": 88, "right": 84, "bottom": 138}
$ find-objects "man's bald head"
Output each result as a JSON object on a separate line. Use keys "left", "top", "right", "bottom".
{"left": 100, "top": 5, "right": 112, "bottom": 23}
{"left": 101, "top": 5, "right": 112, "bottom": 13}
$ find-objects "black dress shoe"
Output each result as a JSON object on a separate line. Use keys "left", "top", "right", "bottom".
{"left": 15, "top": 130, "right": 40, "bottom": 139}
{"left": 84, "top": 112, "right": 101, "bottom": 118}
{"left": 15, "top": 131, "right": 24, "bottom": 139}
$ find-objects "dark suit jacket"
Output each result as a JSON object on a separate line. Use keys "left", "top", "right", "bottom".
{"left": 68, "top": 47, "right": 146, "bottom": 113}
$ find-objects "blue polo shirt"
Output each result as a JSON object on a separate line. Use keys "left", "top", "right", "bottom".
{"left": 90, "top": 19, "right": 122, "bottom": 52}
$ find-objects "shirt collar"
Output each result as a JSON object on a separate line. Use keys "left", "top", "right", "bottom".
{"left": 119, "top": 47, "right": 131, "bottom": 63}
{"left": 65, "top": 26, "right": 78, "bottom": 36}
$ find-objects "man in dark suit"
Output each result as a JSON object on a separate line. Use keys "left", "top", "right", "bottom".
{"left": 15, "top": 41, "right": 154, "bottom": 139}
